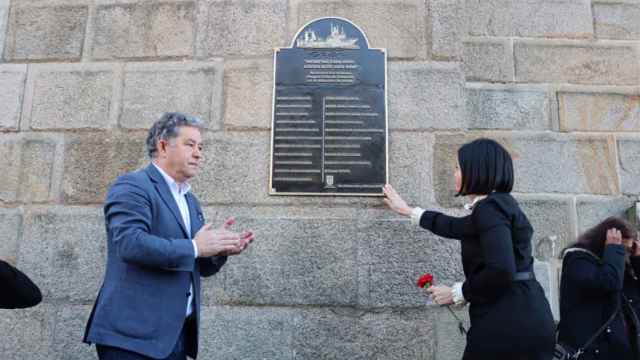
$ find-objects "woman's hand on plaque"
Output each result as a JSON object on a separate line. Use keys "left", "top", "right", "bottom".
{"left": 383, "top": 184, "right": 412, "bottom": 217}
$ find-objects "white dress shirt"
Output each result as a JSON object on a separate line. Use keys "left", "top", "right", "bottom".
{"left": 153, "top": 163, "right": 198, "bottom": 317}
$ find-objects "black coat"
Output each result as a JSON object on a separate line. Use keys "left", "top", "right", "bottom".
{"left": 420, "top": 192, "right": 555, "bottom": 359}
{"left": 0, "top": 260, "right": 42, "bottom": 309}
{"left": 558, "top": 245, "right": 640, "bottom": 360}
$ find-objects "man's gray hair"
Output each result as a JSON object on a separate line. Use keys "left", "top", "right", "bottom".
{"left": 146, "top": 112, "right": 204, "bottom": 158}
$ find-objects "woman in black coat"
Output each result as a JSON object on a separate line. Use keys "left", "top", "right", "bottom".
{"left": 384, "top": 138, "right": 555, "bottom": 360}
{"left": 558, "top": 217, "right": 640, "bottom": 360}
{"left": 0, "top": 259, "right": 42, "bottom": 309}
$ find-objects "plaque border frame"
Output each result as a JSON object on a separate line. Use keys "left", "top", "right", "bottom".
{"left": 268, "top": 17, "right": 389, "bottom": 197}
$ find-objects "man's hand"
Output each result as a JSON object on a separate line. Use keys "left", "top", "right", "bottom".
{"left": 217, "top": 217, "right": 254, "bottom": 255}
{"left": 194, "top": 218, "right": 254, "bottom": 258}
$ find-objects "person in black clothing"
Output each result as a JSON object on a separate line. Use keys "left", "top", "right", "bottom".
{"left": 559, "top": 217, "right": 640, "bottom": 360}
{"left": 383, "top": 138, "right": 555, "bottom": 360}
{"left": 0, "top": 259, "right": 42, "bottom": 308}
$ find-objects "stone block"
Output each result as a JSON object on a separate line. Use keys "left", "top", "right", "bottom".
{"left": 91, "top": 1, "right": 195, "bottom": 60}
{"left": 120, "top": 62, "right": 222, "bottom": 130}
{"left": 293, "top": 308, "right": 434, "bottom": 360}
{"left": 559, "top": 92, "right": 640, "bottom": 132}
{"left": 0, "top": 208, "right": 22, "bottom": 265}
{"left": 200, "top": 306, "right": 434, "bottom": 360}
{"left": 291, "top": 0, "right": 427, "bottom": 59}
{"left": 466, "top": 86, "right": 550, "bottom": 130}
{"left": 62, "top": 133, "right": 147, "bottom": 204}
{"left": 434, "top": 305, "right": 468, "bottom": 360}
{"left": 0, "top": 305, "right": 56, "bottom": 360}
{"left": 388, "top": 131, "right": 433, "bottom": 207}
{"left": 52, "top": 306, "right": 96, "bottom": 360}
{"left": 203, "top": 216, "right": 462, "bottom": 308}
{"left": 200, "top": 306, "right": 295, "bottom": 360}
{"left": 430, "top": 0, "right": 464, "bottom": 59}
{"left": 618, "top": 136, "right": 640, "bottom": 195}
{"left": 204, "top": 218, "right": 359, "bottom": 306}
{"left": 356, "top": 219, "right": 463, "bottom": 276}
{"left": 196, "top": 0, "right": 287, "bottom": 57}
{"left": 0, "top": 65, "right": 27, "bottom": 131}
{"left": 0, "top": 1, "right": 7, "bottom": 60}
{"left": 28, "top": 64, "right": 117, "bottom": 130}
{"left": 463, "top": 39, "right": 513, "bottom": 82}
{"left": 5, "top": 0, "right": 90, "bottom": 4}
{"left": 3, "top": 4, "right": 87, "bottom": 61}
{"left": 223, "top": 59, "right": 273, "bottom": 129}
{"left": 357, "top": 219, "right": 463, "bottom": 307}
{"left": 0, "top": 134, "right": 21, "bottom": 202}
{"left": 191, "top": 131, "right": 269, "bottom": 204}
{"left": 0, "top": 134, "right": 57, "bottom": 203}
{"left": 432, "top": 134, "right": 468, "bottom": 208}
{"left": 434, "top": 133, "right": 619, "bottom": 207}
{"left": 388, "top": 62, "right": 466, "bottom": 130}
{"left": 594, "top": 2, "right": 640, "bottom": 40}
{"left": 509, "top": 135, "right": 618, "bottom": 196}
{"left": 467, "top": 0, "right": 593, "bottom": 38}
{"left": 576, "top": 195, "right": 636, "bottom": 234}
{"left": 18, "top": 207, "right": 105, "bottom": 302}
{"left": 202, "top": 205, "right": 396, "bottom": 224}
{"left": 514, "top": 40, "right": 639, "bottom": 85}
{"left": 18, "top": 136, "right": 59, "bottom": 202}
{"left": 515, "top": 195, "right": 576, "bottom": 256}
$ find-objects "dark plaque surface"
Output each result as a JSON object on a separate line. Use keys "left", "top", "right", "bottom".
{"left": 270, "top": 17, "right": 388, "bottom": 196}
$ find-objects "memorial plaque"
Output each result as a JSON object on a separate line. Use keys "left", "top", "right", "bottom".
{"left": 269, "top": 17, "right": 388, "bottom": 196}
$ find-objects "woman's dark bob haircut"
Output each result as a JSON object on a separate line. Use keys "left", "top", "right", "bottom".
{"left": 456, "top": 138, "right": 514, "bottom": 196}
{"left": 568, "top": 217, "right": 637, "bottom": 258}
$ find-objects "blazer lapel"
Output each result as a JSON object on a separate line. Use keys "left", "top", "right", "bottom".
{"left": 145, "top": 164, "right": 189, "bottom": 238}
{"left": 185, "top": 193, "right": 203, "bottom": 237}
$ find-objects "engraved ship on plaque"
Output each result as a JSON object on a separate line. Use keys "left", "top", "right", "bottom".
{"left": 296, "top": 23, "right": 360, "bottom": 49}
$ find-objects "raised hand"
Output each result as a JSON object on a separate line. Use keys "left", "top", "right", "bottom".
{"left": 219, "top": 217, "right": 255, "bottom": 254}
{"left": 194, "top": 218, "right": 255, "bottom": 257}
{"left": 605, "top": 228, "right": 622, "bottom": 246}
{"left": 383, "top": 184, "right": 412, "bottom": 216}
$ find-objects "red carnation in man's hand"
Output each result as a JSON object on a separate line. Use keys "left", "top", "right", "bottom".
{"left": 417, "top": 273, "right": 434, "bottom": 288}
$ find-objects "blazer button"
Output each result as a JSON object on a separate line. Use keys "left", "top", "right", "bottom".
{"left": 187, "top": 292, "right": 191, "bottom": 297}
{"left": 606, "top": 328, "right": 611, "bottom": 333}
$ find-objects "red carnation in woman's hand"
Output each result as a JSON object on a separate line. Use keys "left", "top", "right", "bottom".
{"left": 417, "top": 273, "right": 434, "bottom": 288}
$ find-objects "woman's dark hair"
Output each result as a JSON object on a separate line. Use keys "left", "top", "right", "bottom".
{"left": 568, "top": 217, "right": 637, "bottom": 258}
{"left": 456, "top": 138, "right": 514, "bottom": 196}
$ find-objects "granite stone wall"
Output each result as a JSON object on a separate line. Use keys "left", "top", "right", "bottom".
{"left": 1, "top": 0, "right": 639, "bottom": 359}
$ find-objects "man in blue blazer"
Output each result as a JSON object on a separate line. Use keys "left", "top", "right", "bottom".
{"left": 84, "top": 112, "right": 254, "bottom": 360}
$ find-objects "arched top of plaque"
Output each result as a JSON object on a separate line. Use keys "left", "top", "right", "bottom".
{"left": 291, "top": 17, "right": 371, "bottom": 50}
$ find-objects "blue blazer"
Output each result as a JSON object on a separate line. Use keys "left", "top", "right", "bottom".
{"left": 84, "top": 164, "right": 226, "bottom": 359}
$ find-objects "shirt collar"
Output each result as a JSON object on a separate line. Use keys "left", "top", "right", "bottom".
{"left": 464, "top": 195, "right": 488, "bottom": 211}
{"left": 152, "top": 162, "right": 191, "bottom": 196}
